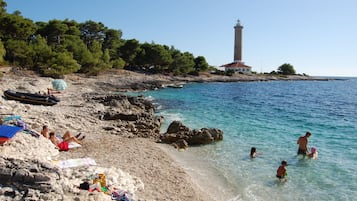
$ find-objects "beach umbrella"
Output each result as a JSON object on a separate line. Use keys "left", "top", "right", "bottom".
{"left": 51, "top": 79, "right": 67, "bottom": 91}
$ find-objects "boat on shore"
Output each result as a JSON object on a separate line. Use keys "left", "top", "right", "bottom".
{"left": 165, "top": 83, "right": 185, "bottom": 88}
{"left": 3, "top": 90, "right": 60, "bottom": 106}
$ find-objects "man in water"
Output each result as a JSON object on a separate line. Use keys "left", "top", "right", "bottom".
{"left": 297, "top": 131, "right": 311, "bottom": 156}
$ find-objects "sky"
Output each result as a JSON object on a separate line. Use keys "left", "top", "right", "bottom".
{"left": 5, "top": 0, "right": 357, "bottom": 76}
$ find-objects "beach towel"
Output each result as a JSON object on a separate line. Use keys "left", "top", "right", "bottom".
{"left": 68, "top": 142, "right": 82, "bottom": 149}
{"left": 0, "top": 125, "right": 23, "bottom": 138}
{"left": 3, "top": 115, "right": 21, "bottom": 122}
{"left": 0, "top": 137, "right": 10, "bottom": 145}
{"left": 0, "top": 125, "right": 23, "bottom": 145}
{"left": 54, "top": 157, "right": 97, "bottom": 169}
{"left": 111, "top": 190, "right": 134, "bottom": 201}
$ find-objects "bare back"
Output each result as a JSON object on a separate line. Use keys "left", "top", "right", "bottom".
{"left": 297, "top": 136, "right": 308, "bottom": 151}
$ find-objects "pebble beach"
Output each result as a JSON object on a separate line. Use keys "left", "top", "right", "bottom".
{"left": 0, "top": 68, "right": 212, "bottom": 201}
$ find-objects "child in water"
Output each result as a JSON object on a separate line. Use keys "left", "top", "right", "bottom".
{"left": 250, "top": 147, "right": 262, "bottom": 158}
{"left": 307, "top": 146, "right": 318, "bottom": 159}
{"left": 276, "top": 160, "right": 288, "bottom": 181}
{"left": 250, "top": 147, "right": 257, "bottom": 158}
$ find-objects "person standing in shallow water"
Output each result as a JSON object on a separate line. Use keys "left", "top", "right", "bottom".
{"left": 276, "top": 160, "right": 288, "bottom": 181}
{"left": 297, "top": 131, "right": 312, "bottom": 156}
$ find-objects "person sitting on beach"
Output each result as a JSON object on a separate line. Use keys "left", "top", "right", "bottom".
{"left": 47, "top": 88, "right": 63, "bottom": 95}
{"left": 250, "top": 147, "right": 261, "bottom": 158}
{"left": 49, "top": 131, "right": 84, "bottom": 151}
{"left": 297, "top": 131, "right": 312, "bottom": 156}
{"left": 41, "top": 125, "right": 49, "bottom": 138}
{"left": 307, "top": 146, "right": 318, "bottom": 159}
{"left": 276, "top": 160, "right": 288, "bottom": 181}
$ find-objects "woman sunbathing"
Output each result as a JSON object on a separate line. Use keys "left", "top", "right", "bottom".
{"left": 49, "top": 131, "right": 85, "bottom": 151}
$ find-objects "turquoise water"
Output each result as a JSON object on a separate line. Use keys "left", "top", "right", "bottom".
{"left": 133, "top": 79, "right": 357, "bottom": 201}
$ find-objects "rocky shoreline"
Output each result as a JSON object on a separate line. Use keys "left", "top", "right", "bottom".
{"left": 0, "top": 68, "right": 332, "bottom": 200}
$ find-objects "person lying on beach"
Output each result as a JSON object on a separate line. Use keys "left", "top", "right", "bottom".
{"left": 276, "top": 160, "right": 288, "bottom": 181}
{"left": 41, "top": 125, "right": 49, "bottom": 138}
{"left": 49, "top": 131, "right": 84, "bottom": 151}
{"left": 47, "top": 88, "right": 63, "bottom": 95}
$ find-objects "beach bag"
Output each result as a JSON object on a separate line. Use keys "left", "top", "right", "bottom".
{"left": 93, "top": 173, "right": 106, "bottom": 187}
{"left": 79, "top": 181, "right": 90, "bottom": 190}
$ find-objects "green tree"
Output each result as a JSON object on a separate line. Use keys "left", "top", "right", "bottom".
{"left": 137, "top": 43, "right": 173, "bottom": 72}
{"left": 4, "top": 39, "right": 33, "bottom": 67}
{"left": 170, "top": 52, "right": 195, "bottom": 74}
{"left": 29, "top": 35, "right": 52, "bottom": 70}
{"left": 277, "top": 63, "right": 296, "bottom": 75}
{"left": 0, "top": 13, "right": 36, "bottom": 41}
{"left": 112, "top": 57, "right": 125, "bottom": 69}
{"left": 79, "top": 20, "right": 106, "bottom": 47}
{"left": 194, "top": 56, "right": 209, "bottom": 72}
{"left": 0, "top": 0, "right": 7, "bottom": 15}
{"left": 0, "top": 40, "right": 5, "bottom": 64}
{"left": 62, "top": 19, "right": 80, "bottom": 36}
{"left": 60, "top": 34, "right": 92, "bottom": 66}
{"left": 43, "top": 51, "right": 80, "bottom": 77}
{"left": 103, "top": 28, "right": 122, "bottom": 59}
{"left": 119, "top": 39, "right": 141, "bottom": 66}
{"left": 36, "top": 20, "right": 68, "bottom": 46}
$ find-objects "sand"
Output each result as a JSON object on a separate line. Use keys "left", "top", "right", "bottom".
{"left": 0, "top": 69, "right": 213, "bottom": 201}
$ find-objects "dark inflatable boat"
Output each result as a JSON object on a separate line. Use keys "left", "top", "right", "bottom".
{"left": 3, "top": 90, "right": 60, "bottom": 106}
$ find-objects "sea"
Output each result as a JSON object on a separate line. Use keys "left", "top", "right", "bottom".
{"left": 126, "top": 78, "right": 357, "bottom": 201}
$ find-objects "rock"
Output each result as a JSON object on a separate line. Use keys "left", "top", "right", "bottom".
{"left": 166, "top": 121, "right": 190, "bottom": 134}
{"left": 0, "top": 157, "right": 67, "bottom": 199}
{"left": 172, "top": 139, "right": 189, "bottom": 150}
{"left": 160, "top": 121, "right": 224, "bottom": 146}
{"left": 86, "top": 93, "right": 163, "bottom": 139}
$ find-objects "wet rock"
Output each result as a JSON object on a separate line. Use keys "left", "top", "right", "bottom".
{"left": 160, "top": 121, "right": 224, "bottom": 146}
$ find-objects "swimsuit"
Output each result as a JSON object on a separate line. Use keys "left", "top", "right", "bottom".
{"left": 297, "top": 148, "right": 307, "bottom": 155}
{"left": 276, "top": 175, "right": 285, "bottom": 179}
{"left": 58, "top": 141, "right": 69, "bottom": 151}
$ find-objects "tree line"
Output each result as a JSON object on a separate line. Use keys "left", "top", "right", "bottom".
{"left": 0, "top": 0, "right": 210, "bottom": 77}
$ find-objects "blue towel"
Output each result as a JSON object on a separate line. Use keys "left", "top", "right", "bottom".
{"left": 0, "top": 125, "right": 23, "bottom": 138}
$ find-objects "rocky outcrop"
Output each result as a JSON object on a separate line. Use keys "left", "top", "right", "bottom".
{"left": 84, "top": 93, "right": 164, "bottom": 139}
{"left": 160, "top": 121, "right": 223, "bottom": 147}
{"left": 95, "top": 80, "right": 166, "bottom": 92}
{"left": 0, "top": 157, "right": 64, "bottom": 200}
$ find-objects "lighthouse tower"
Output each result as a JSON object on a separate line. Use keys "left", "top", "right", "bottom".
{"left": 234, "top": 19, "right": 243, "bottom": 62}
{"left": 221, "top": 19, "right": 252, "bottom": 74}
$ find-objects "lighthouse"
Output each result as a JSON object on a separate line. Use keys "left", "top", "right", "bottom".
{"left": 234, "top": 19, "right": 243, "bottom": 62}
{"left": 221, "top": 19, "right": 252, "bottom": 74}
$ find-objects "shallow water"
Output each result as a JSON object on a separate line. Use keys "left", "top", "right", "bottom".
{"left": 131, "top": 78, "right": 357, "bottom": 201}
